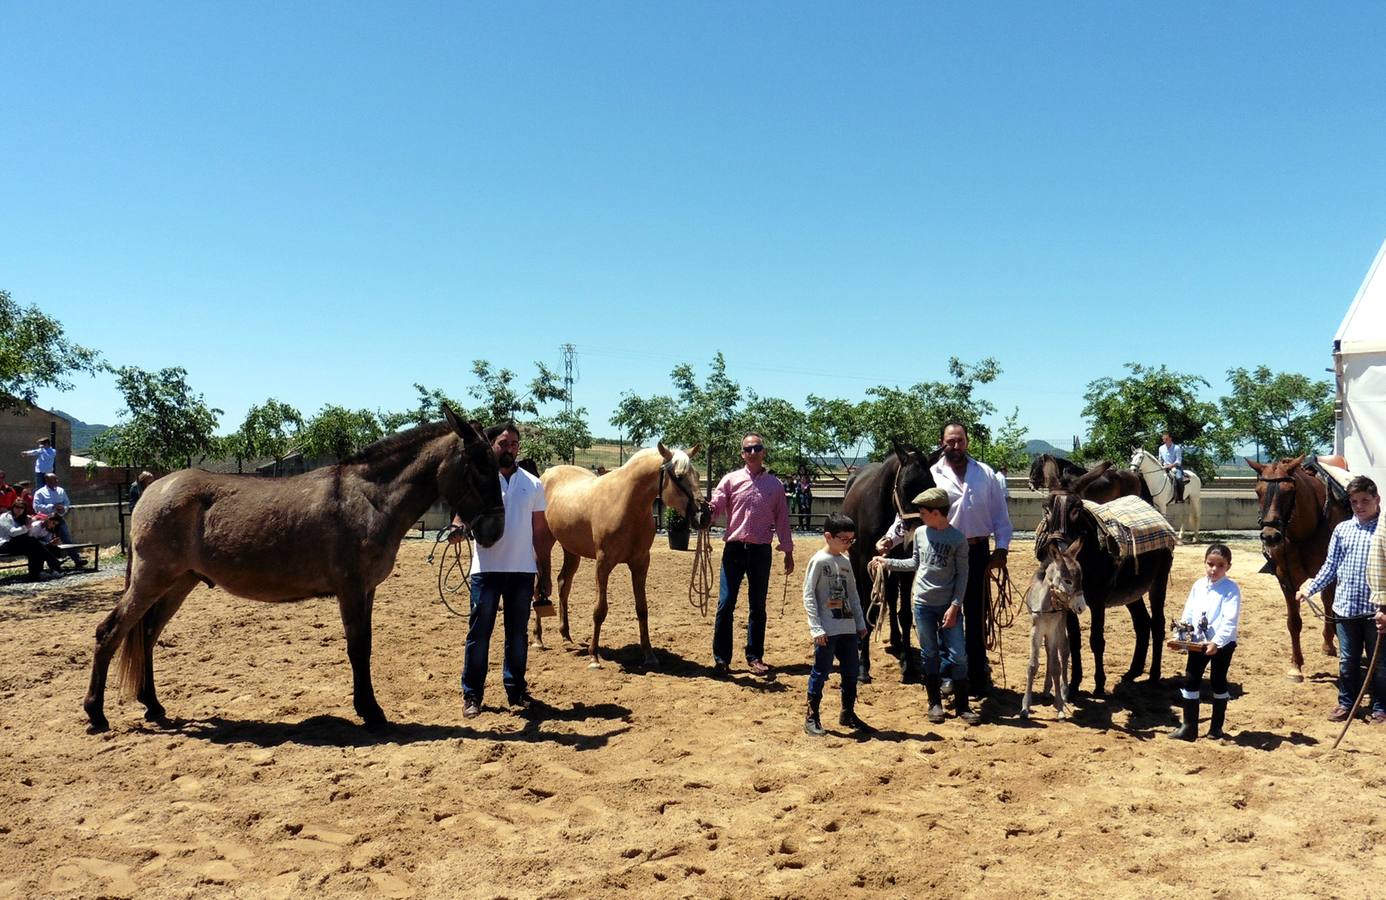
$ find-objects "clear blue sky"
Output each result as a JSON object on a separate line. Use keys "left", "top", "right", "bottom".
{"left": 4, "top": 3, "right": 1384, "bottom": 447}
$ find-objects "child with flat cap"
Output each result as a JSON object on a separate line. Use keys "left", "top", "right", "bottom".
{"left": 869, "top": 487, "right": 977, "bottom": 725}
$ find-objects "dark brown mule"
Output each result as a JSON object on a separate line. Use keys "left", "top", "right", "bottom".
{"left": 1247, "top": 456, "right": 1348, "bottom": 682}
{"left": 1028, "top": 454, "right": 1147, "bottom": 504}
{"left": 83, "top": 407, "right": 505, "bottom": 733}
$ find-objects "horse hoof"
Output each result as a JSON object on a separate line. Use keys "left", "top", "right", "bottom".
{"left": 86, "top": 716, "right": 110, "bottom": 734}
{"left": 1285, "top": 669, "right": 1305, "bottom": 683}
{"left": 143, "top": 705, "right": 167, "bottom": 723}
{"left": 1020, "top": 709, "right": 1030, "bottom": 719}
{"left": 588, "top": 660, "right": 602, "bottom": 670}
{"left": 1056, "top": 711, "right": 1068, "bottom": 721}
{"left": 643, "top": 655, "right": 660, "bottom": 668}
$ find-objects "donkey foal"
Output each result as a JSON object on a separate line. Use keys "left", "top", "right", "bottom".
{"left": 1021, "top": 542, "right": 1086, "bottom": 721}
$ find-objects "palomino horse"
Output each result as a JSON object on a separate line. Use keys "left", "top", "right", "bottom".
{"left": 1028, "top": 453, "right": 1147, "bottom": 504}
{"left": 1037, "top": 491, "right": 1172, "bottom": 696}
{"left": 1129, "top": 448, "right": 1202, "bottom": 542}
{"left": 841, "top": 442, "right": 940, "bottom": 683}
{"left": 539, "top": 444, "right": 706, "bottom": 668}
{"left": 83, "top": 407, "right": 505, "bottom": 732}
{"left": 1248, "top": 456, "right": 1348, "bottom": 681}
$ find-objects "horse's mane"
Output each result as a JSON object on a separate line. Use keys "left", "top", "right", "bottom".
{"left": 343, "top": 421, "right": 454, "bottom": 466}
{"left": 628, "top": 446, "right": 694, "bottom": 477}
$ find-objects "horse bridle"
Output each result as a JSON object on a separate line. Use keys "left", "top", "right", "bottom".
{"left": 659, "top": 460, "right": 709, "bottom": 527}
{"left": 891, "top": 460, "right": 924, "bottom": 525}
{"left": 1256, "top": 474, "right": 1298, "bottom": 540}
{"left": 1133, "top": 450, "right": 1176, "bottom": 502}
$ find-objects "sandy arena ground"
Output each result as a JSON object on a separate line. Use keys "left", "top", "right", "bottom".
{"left": 2, "top": 535, "right": 1384, "bottom": 898}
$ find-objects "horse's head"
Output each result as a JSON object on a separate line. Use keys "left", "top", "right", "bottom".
{"left": 1248, "top": 455, "right": 1306, "bottom": 550}
{"left": 891, "top": 440, "right": 939, "bottom": 523}
{"left": 658, "top": 442, "right": 708, "bottom": 528}
{"left": 1027, "top": 454, "right": 1048, "bottom": 492}
{"left": 1036, "top": 537, "right": 1086, "bottom": 614}
{"left": 440, "top": 405, "right": 505, "bottom": 547}
{"left": 1128, "top": 448, "right": 1148, "bottom": 471}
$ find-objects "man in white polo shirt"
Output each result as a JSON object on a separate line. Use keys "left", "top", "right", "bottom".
{"left": 450, "top": 421, "right": 553, "bottom": 718}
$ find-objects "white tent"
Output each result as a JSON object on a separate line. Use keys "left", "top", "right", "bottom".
{"left": 1334, "top": 237, "right": 1386, "bottom": 486}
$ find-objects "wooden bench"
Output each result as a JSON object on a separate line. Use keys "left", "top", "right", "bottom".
{"left": 0, "top": 542, "right": 100, "bottom": 573}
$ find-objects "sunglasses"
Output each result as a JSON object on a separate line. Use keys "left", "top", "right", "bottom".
{"left": 742, "top": 445, "right": 765, "bottom": 454}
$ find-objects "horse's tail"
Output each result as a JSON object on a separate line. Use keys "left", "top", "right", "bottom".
{"left": 115, "top": 594, "right": 182, "bottom": 700}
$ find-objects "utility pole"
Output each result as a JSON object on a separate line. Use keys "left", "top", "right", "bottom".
{"left": 560, "top": 343, "right": 577, "bottom": 463}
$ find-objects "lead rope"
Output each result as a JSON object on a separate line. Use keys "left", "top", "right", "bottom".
{"left": 986, "top": 561, "right": 1016, "bottom": 689}
{"left": 867, "top": 560, "right": 889, "bottom": 641}
{"left": 688, "top": 527, "right": 714, "bottom": 617}
{"left": 1333, "top": 634, "right": 1383, "bottom": 750}
{"left": 427, "top": 527, "right": 473, "bottom": 617}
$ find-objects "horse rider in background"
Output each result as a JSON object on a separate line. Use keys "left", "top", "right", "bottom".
{"left": 1159, "top": 432, "right": 1186, "bottom": 503}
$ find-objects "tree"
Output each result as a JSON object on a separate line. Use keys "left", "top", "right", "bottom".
{"left": 1078, "top": 363, "right": 1220, "bottom": 482}
{"left": 298, "top": 405, "right": 383, "bottom": 461}
{"left": 226, "top": 399, "right": 304, "bottom": 474}
{"left": 0, "top": 289, "right": 102, "bottom": 411}
{"left": 737, "top": 395, "right": 808, "bottom": 473}
{"left": 803, "top": 395, "right": 868, "bottom": 473}
{"left": 859, "top": 357, "right": 1001, "bottom": 460}
{"left": 524, "top": 407, "right": 594, "bottom": 469}
{"left": 1213, "top": 366, "right": 1333, "bottom": 463}
{"left": 381, "top": 384, "right": 467, "bottom": 432}
{"left": 977, "top": 409, "right": 1028, "bottom": 475}
{"left": 87, "top": 366, "right": 222, "bottom": 469}
{"left": 611, "top": 392, "right": 676, "bottom": 448}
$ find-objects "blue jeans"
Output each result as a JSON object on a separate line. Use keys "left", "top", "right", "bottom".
{"left": 713, "top": 541, "right": 772, "bottom": 664}
{"left": 53, "top": 519, "right": 83, "bottom": 562}
{"left": 462, "top": 572, "right": 534, "bottom": 703}
{"left": 807, "top": 633, "right": 859, "bottom": 705}
{"left": 1336, "top": 617, "right": 1386, "bottom": 713}
{"left": 913, "top": 603, "right": 968, "bottom": 680}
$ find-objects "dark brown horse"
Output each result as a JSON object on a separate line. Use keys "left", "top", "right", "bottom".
{"left": 841, "top": 442, "right": 941, "bottom": 683}
{"left": 1028, "top": 454, "right": 1147, "bottom": 504}
{"left": 1037, "top": 491, "right": 1172, "bottom": 696}
{"left": 1247, "top": 456, "right": 1348, "bottom": 682}
{"left": 83, "top": 407, "right": 505, "bottom": 733}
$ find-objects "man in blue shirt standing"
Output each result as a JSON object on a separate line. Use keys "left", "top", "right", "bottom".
{"left": 21, "top": 436, "right": 56, "bottom": 484}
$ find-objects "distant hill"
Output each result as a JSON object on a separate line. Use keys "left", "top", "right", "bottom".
{"left": 50, "top": 409, "right": 110, "bottom": 453}
{"left": 1025, "top": 439, "right": 1069, "bottom": 459}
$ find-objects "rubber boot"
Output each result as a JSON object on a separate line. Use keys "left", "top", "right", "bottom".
{"left": 953, "top": 680, "right": 981, "bottom": 725}
{"left": 1207, "top": 699, "right": 1227, "bottom": 740}
{"left": 924, "top": 674, "right": 946, "bottom": 724}
{"left": 1169, "top": 699, "right": 1199, "bottom": 741}
{"left": 858, "top": 637, "right": 873, "bottom": 685}
{"left": 1175, "top": 479, "right": 1185, "bottom": 503}
{"left": 838, "top": 697, "right": 876, "bottom": 734}
{"left": 804, "top": 695, "right": 825, "bottom": 737}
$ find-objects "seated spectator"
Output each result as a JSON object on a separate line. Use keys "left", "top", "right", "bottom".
{"left": 0, "top": 469, "right": 15, "bottom": 511}
{"left": 12, "top": 481, "right": 35, "bottom": 515}
{"left": 33, "top": 474, "right": 87, "bottom": 567}
{"left": 129, "top": 470, "right": 155, "bottom": 511}
{"left": 0, "top": 498, "right": 63, "bottom": 580}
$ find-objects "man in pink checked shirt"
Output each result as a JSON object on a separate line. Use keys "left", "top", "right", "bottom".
{"left": 708, "top": 432, "right": 795, "bottom": 677}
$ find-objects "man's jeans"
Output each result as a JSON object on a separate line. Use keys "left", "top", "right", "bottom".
{"left": 53, "top": 519, "right": 83, "bottom": 563}
{"left": 1336, "top": 617, "right": 1386, "bottom": 713}
{"left": 914, "top": 603, "right": 968, "bottom": 681}
{"left": 712, "top": 541, "right": 772, "bottom": 664}
{"left": 462, "top": 572, "right": 534, "bottom": 703}
{"left": 807, "top": 633, "right": 859, "bottom": 705}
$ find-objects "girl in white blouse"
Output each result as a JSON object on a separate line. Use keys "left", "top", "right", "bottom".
{"left": 1170, "top": 543, "right": 1241, "bottom": 742}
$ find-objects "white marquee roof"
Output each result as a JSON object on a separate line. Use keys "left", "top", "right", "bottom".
{"left": 1335, "top": 237, "right": 1386, "bottom": 354}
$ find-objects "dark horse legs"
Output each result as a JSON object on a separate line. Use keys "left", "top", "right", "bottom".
{"left": 338, "top": 588, "right": 387, "bottom": 729}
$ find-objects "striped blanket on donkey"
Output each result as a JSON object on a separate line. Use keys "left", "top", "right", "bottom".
{"left": 1037, "top": 495, "right": 1177, "bottom": 566}
{"left": 1081, "top": 495, "right": 1177, "bottom": 565}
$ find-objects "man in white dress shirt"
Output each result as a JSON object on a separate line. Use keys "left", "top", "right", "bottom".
{"left": 877, "top": 422, "right": 1012, "bottom": 700}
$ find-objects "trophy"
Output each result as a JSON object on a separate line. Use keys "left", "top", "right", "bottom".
{"left": 1166, "top": 614, "right": 1212, "bottom": 653}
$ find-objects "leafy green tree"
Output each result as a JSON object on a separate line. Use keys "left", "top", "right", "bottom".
{"left": 299, "top": 405, "right": 383, "bottom": 461}
{"left": 226, "top": 399, "right": 304, "bottom": 474}
{"left": 381, "top": 383, "right": 467, "bottom": 431}
{"left": 977, "top": 409, "right": 1028, "bottom": 475}
{"left": 524, "top": 407, "right": 594, "bottom": 469}
{"left": 1212, "top": 366, "right": 1333, "bottom": 463}
{"left": 737, "top": 395, "right": 809, "bottom": 474}
{"left": 859, "top": 357, "right": 1001, "bottom": 460}
{"left": 804, "top": 395, "right": 868, "bottom": 473}
{"left": 611, "top": 392, "right": 676, "bottom": 448}
{"left": 87, "top": 366, "right": 223, "bottom": 469}
{"left": 0, "top": 288, "right": 102, "bottom": 411}
{"left": 1078, "top": 362, "right": 1220, "bottom": 482}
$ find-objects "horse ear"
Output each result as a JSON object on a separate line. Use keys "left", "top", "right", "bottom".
{"left": 442, "top": 404, "right": 476, "bottom": 442}
{"left": 1286, "top": 454, "right": 1306, "bottom": 471}
{"left": 891, "top": 439, "right": 909, "bottom": 465}
{"left": 1246, "top": 458, "right": 1264, "bottom": 475}
{"left": 657, "top": 442, "right": 673, "bottom": 461}
{"left": 687, "top": 444, "right": 701, "bottom": 460}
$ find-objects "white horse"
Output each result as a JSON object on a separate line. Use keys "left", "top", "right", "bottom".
{"left": 1130, "top": 448, "right": 1201, "bottom": 542}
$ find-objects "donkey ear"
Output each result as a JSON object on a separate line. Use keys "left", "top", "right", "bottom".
{"left": 442, "top": 404, "right": 470, "bottom": 439}
{"left": 657, "top": 442, "right": 673, "bottom": 461}
{"left": 1245, "top": 458, "right": 1264, "bottom": 475}
{"left": 1066, "top": 536, "right": 1084, "bottom": 558}
{"left": 687, "top": 444, "right": 701, "bottom": 460}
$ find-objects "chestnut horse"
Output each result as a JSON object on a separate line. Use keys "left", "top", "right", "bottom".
{"left": 83, "top": 408, "right": 505, "bottom": 732}
{"left": 1247, "top": 456, "right": 1348, "bottom": 681}
{"left": 539, "top": 444, "right": 706, "bottom": 668}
